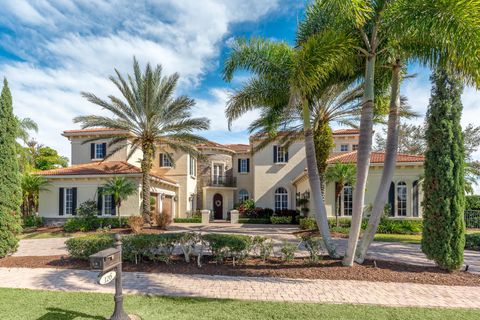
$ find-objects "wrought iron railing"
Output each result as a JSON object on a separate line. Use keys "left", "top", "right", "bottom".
{"left": 206, "top": 175, "right": 237, "bottom": 187}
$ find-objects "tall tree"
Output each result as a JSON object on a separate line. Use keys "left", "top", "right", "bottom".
{"left": 223, "top": 32, "right": 358, "bottom": 256}
{"left": 325, "top": 162, "right": 356, "bottom": 227}
{"left": 0, "top": 79, "right": 22, "bottom": 257}
{"left": 21, "top": 173, "right": 49, "bottom": 216}
{"left": 101, "top": 177, "right": 137, "bottom": 227}
{"left": 75, "top": 58, "right": 210, "bottom": 223}
{"left": 422, "top": 67, "right": 465, "bottom": 271}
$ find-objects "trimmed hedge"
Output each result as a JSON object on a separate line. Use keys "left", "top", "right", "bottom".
{"left": 466, "top": 196, "right": 480, "bottom": 210}
{"left": 465, "top": 233, "right": 480, "bottom": 251}
{"left": 270, "top": 216, "right": 292, "bottom": 224}
{"left": 173, "top": 218, "right": 201, "bottom": 223}
{"left": 238, "top": 218, "right": 270, "bottom": 224}
{"left": 203, "top": 233, "right": 253, "bottom": 264}
{"left": 65, "top": 234, "right": 114, "bottom": 259}
{"left": 299, "top": 217, "right": 422, "bottom": 234}
{"left": 22, "top": 215, "right": 43, "bottom": 228}
{"left": 63, "top": 217, "right": 129, "bottom": 232}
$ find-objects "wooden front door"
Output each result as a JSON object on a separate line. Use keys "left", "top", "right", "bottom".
{"left": 162, "top": 195, "right": 173, "bottom": 216}
{"left": 213, "top": 193, "right": 223, "bottom": 219}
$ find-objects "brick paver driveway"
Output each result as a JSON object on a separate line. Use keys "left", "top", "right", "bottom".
{"left": 1, "top": 267, "right": 479, "bottom": 309}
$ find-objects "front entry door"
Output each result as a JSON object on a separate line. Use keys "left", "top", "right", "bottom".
{"left": 213, "top": 193, "right": 223, "bottom": 219}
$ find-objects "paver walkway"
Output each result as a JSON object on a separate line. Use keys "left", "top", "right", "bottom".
{"left": 0, "top": 267, "right": 479, "bottom": 309}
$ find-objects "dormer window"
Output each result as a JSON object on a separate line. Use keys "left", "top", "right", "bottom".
{"left": 352, "top": 144, "right": 359, "bottom": 151}
{"left": 159, "top": 153, "right": 172, "bottom": 167}
{"left": 90, "top": 143, "right": 106, "bottom": 160}
{"left": 340, "top": 144, "right": 349, "bottom": 152}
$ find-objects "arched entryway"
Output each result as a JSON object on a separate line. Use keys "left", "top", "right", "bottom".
{"left": 213, "top": 193, "right": 223, "bottom": 219}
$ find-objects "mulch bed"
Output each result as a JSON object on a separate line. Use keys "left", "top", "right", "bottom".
{"left": 1, "top": 255, "right": 479, "bottom": 287}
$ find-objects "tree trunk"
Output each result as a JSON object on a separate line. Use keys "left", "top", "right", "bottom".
{"left": 313, "top": 121, "right": 334, "bottom": 199}
{"left": 302, "top": 98, "right": 338, "bottom": 257}
{"left": 343, "top": 55, "right": 376, "bottom": 266}
{"left": 141, "top": 143, "right": 154, "bottom": 224}
{"left": 118, "top": 203, "right": 122, "bottom": 228}
{"left": 356, "top": 59, "right": 402, "bottom": 263}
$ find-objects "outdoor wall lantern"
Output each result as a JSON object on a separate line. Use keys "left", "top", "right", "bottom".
{"left": 188, "top": 194, "right": 195, "bottom": 202}
{"left": 173, "top": 196, "right": 178, "bottom": 201}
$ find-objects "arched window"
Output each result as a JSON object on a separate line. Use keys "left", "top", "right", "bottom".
{"left": 274, "top": 187, "right": 288, "bottom": 211}
{"left": 238, "top": 189, "right": 249, "bottom": 203}
{"left": 397, "top": 182, "right": 407, "bottom": 216}
{"left": 343, "top": 185, "right": 353, "bottom": 216}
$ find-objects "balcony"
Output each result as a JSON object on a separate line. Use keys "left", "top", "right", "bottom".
{"left": 206, "top": 175, "right": 237, "bottom": 187}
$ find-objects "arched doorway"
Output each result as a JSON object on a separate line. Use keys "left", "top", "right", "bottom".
{"left": 213, "top": 193, "right": 223, "bottom": 219}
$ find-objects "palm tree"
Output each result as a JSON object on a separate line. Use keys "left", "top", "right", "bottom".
{"left": 15, "top": 117, "right": 38, "bottom": 172}
{"left": 299, "top": 0, "right": 480, "bottom": 266}
{"left": 75, "top": 58, "right": 210, "bottom": 222}
{"left": 21, "top": 173, "right": 49, "bottom": 216}
{"left": 101, "top": 177, "right": 137, "bottom": 227}
{"left": 223, "top": 33, "right": 358, "bottom": 257}
{"left": 325, "top": 163, "right": 356, "bottom": 227}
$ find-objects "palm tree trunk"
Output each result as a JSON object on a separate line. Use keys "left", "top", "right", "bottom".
{"left": 302, "top": 98, "right": 337, "bottom": 257}
{"left": 343, "top": 55, "right": 376, "bottom": 266}
{"left": 356, "top": 59, "right": 402, "bottom": 263}
{"left": 118, "top": 204, "right": 122, "bottom": 228}
{"left": 141, "top": 143, "right": 154, "bottom": 224}
{"left": 313, "top": 120, "right": 333, "bottom": 199}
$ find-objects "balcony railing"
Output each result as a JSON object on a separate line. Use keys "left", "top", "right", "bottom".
{"left": 206, "top": 175, "right": 237, "bottom": 187}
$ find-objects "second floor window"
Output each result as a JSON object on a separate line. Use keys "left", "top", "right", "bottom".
{"left": 159, "top": 153, "right": 172, "bottom": 167}
{"left": 273, "top": 146, "right": 289, "bottom": 163}
{"left": 238, "top": 158, "right": 249, "bottom": 173}
{"left": 189, "top": 155, "right": 197, "bottom": 177}
{"left": 352, "top": 144, "right": 359, "bottom": 151}
{"left": 340, "top": 144, "right": 349, "bottom": 152}
{"left": 91, "top": 143, "right": 106, "bottom": 159}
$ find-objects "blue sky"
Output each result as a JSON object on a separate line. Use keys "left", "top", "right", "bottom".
{"left": 0, "top": 0, "right": 479, "bottom": 166}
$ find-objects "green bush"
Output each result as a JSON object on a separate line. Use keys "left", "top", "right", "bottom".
{"left": 465, "top": 233, "right": 480, "bottom": 251}
{"left": 173, "top": 217, "right": 201, "bottom": 223}
{"left": 238, "top": 218, "right": 270, "bottom": 224}
{"left": 122, "top": 233, "right": 183, "bottom": 264}
{"left": 65, "top": 234, "right": 114, "bottom": 259}
{"left": 377, "top": 218, "right": 422, "bottom": 234}
{"left": 280, "top": 241, "right": 297, "bottom": 262}
{"left": 63, "top": 217, "right": 128, "bottom": 232}
{"left": 466, "top": 196, "right": 480, "bottom": 210}
{"left": 203, "top": 233, "right": 253, "bottom": 265}
{"left": 299, "top": 217, "right": 317, "bottom": 230}
{"left": 22, "top": 215, "right": 43, "bottom": 228}
{"left": 270, "top": 216, "right": 292, "bottom": 224}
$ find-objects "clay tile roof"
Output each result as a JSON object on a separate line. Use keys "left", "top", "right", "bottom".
{"left": 224, "top": 144, "right": 250, "bottom": 152}
{"left": 327, "top": 151, "right": 425, "bottom": 164}
{"left": 332, "top": 129, "right": 360, "bottom": 135}
{"left": 35, "top": 161, "right": 178, "bottom": 185}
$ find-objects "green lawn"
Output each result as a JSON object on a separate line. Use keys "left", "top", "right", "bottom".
{"left": 19, "top": 231, "right": 73, "bottom": 239}
{"left": 373, "top": 234, "right": 422, "bottom": 244}
{"left": 0, "top": 288, "right": 479, "bottom": 320}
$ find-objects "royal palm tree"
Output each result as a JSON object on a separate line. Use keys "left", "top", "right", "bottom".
{"left": 299, "top": 0, "right": 480, "bottom": 265}
{"left": 101, "top": 177, "right": 137, "bottom": 227}
{"left": 21, "top": 173, "right": 49, "bottom": 216}
{"left": 223, "top": 33, "right": 358, "bottom": 257}
{"left": 75, "top": 58, "right": 210, "bottom": 222}
{"left": 325, "top": 162, "right": 356, "bottom": 227}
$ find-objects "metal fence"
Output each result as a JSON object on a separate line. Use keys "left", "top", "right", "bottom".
{"left": 465, "top": 210, "right": 480, "bottom": 229}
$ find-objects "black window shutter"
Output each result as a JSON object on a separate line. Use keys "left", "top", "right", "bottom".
{"left": 238, "top": 159, "right": 241, "bottom": 172}
{"left": 72, "top": 188, "right": 77, "bottom": 215}
{"left": 111, "top": 196, "right": 116, "bottom": 215}
{"left": 102, "top": 143, "right": 107, "bottom": 158}
{"left": 246, "top": 159, "right": 250, "bottom": 172}
{"left": 59, "top": 188, "right": 64, "bottom": 216}
{"left": 388, "top": 182, "right": 395, "bottom": 216}
{"left": 285, "top": 148, "right": 289, "bottom": 162}
{"left": 97, "top": 188, "right": 103, "bottom": 215}
{"left": 160, "top": 153, "right": 164, "bottom": 167}
{"left": 90, "top": 143, "right": 95, "bottom": 159}
{"left": 273, "top": 146, "right": 278, "bottom": 163}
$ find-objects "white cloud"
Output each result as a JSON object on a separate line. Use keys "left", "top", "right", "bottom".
{"left": 0, "top": 0, "right": 281, "bottom": 160}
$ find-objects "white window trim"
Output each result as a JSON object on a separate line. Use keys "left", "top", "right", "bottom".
{"left": 211, "top": 161, "right": 225, "bottom": 184}
{"left": 160, "top": 153, "right": 172, "bottom": 168}
{"left": 275, "top": 146, "right": 287, "bottom": 164}
{"left": 239, "top": 158, "right": 248, "bottom": 173}
{"left": 93, "top": 143, "right": 105, "bottom": 160}
{"left": 238, "top": 189, "right": 249, "bottom": 203}
{"left": 64, "top": 188, "right": 74, "bottom": 215}
{"left": 396, "top": 181, "right": 408, "bottom": 217}
{"left": 340, "top": 144, "right": 349, "bottom": 152}
{"left": 103, "top": 194, "right": 113, "bottom": 215}
{"left": 274, "top": 187, "right": 289, "bottom": 211}
{"left": 342, "top": 185, "right": 353, "bottom": 216}
{"left": 189, "top": 155, "right": 197, "bottom": 178}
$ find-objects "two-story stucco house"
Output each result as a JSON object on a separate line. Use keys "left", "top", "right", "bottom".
{"left": 36, "top": 128, "right": 424, "bottom": 225}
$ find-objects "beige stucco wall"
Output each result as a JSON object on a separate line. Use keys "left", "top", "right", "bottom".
{"left": 38, "top": 176, "right": 142, "bottom": 218}
{"left": 332, "top": 135, "right": 359, "bottom": 152}
{"left": 294, "top": 164, "right": 424, "bottom": 218}
{"left": 252, "top": 139, "right": 306, "bottom": 209}
{"left": 232, "top": 152, "right": 254, "bottom": 204}
{"left": 70, "top": 137, "right": 128, "bottom": 165}
{"left": 202, "top": 187, "right": 235, "bottom": 219}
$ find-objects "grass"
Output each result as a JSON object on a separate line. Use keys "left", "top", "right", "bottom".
{"left": 19, "top": 231, "right": 73, "bottom": 239}
{"left": 0, "top": 288, "right": 479, "bottom": 320}
{"left": 373, "top": 234, "right": 422, "bottom": 244}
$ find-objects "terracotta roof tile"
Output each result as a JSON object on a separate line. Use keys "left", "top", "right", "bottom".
{"left": 63, "top": 128, "right": 126, "bottom": 134}
{"left": 224, "top": 144, "right": 250, "bottom": 152}
{"left": 332, "top": 129, "right": 360, "bottom": 135}
{"left": 327, "top": 151, "right": 424, "bottom": 164}
{"left": 35, "top": 161, "right": 178, "bottom": 185}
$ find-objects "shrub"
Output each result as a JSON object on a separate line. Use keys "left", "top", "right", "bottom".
{"left": 153, "top": 211, "right": 171, "bottom": 229}
{"left": 300, "top": 235, "right": 323, "bottom": 263}
{"left": 465, "top": 233, "right": 480, "bottom": 251}
{"left": 122, "top": 233, "right": 182, "bottom": 264}
{"left": 177, "top": 232, "right": 201, "bottom": 263}
{"left": 128, "top": 216, "right": 143, "bottom": 233}
{"left": 63, "top": 216, "right": 128, "bottom": 232}
{"left": 270, "top": 216, "right": 292, "bottom": 224}
{"left": 66, "top": 234, "right": 114, "bottom": 259}
{"left": 22, "top": 215, "right": 43, "bottom": 228}
{"left": 238, "top": 218, "right": 270, "bottom": 224}
{"left": 466, "top": 196, "right": 480, "bottom": 210}
{"left": 299, "top": 217, "right": 317, "bottom": 230}
{"left": 280, "top": 241, "right": 297, "bottom": 262}
{"left": 252, "top": 236, "right": 273, "bottom": 262}
{"left": 203, "top": 233, "right": 253, "bottom": 265}
{"left": 377, "top": 218, "right": 422, "bottom": 234}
